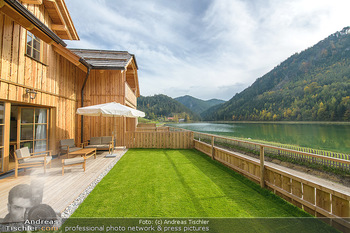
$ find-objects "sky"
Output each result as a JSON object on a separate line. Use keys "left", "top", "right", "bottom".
{"left": 65, "top": 0, "right": 350, "bottom": 101}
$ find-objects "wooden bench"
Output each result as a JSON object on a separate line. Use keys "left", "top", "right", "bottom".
{"left": 62, "top": 157, "right": 85, "bottom": 175}
{"left": 84, "top": 136, "right": 114, "bottom": 154}
{"left": 61, "top": 148, "right": 96, "bottom": 175}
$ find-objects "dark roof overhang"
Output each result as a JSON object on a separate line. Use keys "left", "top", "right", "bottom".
{"left": 70, "top": 49, "right": 138, "bottom": 70}
{"left": 1, "top": 0, "right": 67, "bottom": 47}
{"left": 130, "top": 54, "right": 138, "bottom": 70}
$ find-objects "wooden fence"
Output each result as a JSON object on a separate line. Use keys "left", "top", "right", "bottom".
{"left": 194, "top": 139, "right": 350, "bottom": 232}
{"left": 125, "top": 131, "right": 193, "bottom": 149}
{"left": 127, "top": 126, "right": 350, "bottom": 231}
{"left": 190, "top": 130, "right": 350, "bottom": 171}
{"left": 133, "top": 126, "right": 350, "bottom": 172}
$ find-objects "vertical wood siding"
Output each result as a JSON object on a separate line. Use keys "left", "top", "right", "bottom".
{"left": 0, "top": 4, "right": 138, "bottom": 152}
{"left": 0, "top": 11, "right": 85, "bottom": 153}
{"left": 76, "top": 70, "right": 132, "bottom": 146}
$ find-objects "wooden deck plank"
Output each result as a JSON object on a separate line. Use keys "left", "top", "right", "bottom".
{"left": 0, "top": 150, "right": 126, "bottom": 218}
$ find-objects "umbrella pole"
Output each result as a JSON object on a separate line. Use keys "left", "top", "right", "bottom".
{"left": 106, "top": 116, "right": 117, "bottom": 157}
{"left": 114, "top": 116, "right": 117, "bottom": 152}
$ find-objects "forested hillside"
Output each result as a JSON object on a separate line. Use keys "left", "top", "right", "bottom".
{"left": 202, "top": 27, "right": 350, "bottom": 121}
{"left": 137, "top": 94, "right": 200, "bottom": 121}
{"left": 175, "top": 95, "right": 225, "bottom": 115}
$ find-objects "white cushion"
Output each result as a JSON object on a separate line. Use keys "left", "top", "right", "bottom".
{"left": 60, "top": 139, "right": 75, "bottom": 148}
{"left": 86, "top": 145, "right": 108, "bottom": 149}
{"left": 15, "top": 147, "right": 31, "bottom": 163}
{"left": 64, "top": 157, "right": 84, "bottom": 165}
{"left": 90, "top": 137, "right": 101, "bottom": 145}
{"left": 22, "top": 156, "right": 52, "bottom": 164}
{"left": 101, "top": 136, "right": 112, "bottom": 145}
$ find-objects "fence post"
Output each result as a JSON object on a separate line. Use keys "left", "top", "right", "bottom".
{"left": 260, "top": 145, "right": 265, "bottom": 188}
{"left": 191, "top": 132, "right": 194, "bottom": 148}
{"left": 211, "top": 136, "right": 215, "bottom": 160}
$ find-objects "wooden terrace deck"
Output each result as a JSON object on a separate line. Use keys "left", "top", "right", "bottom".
{"left": 0, "top": 150, "right": 127, "bottom": 218}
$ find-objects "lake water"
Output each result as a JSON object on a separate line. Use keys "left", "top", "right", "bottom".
{"left": 167, "top": 122, "right": 350, "bottom": 154}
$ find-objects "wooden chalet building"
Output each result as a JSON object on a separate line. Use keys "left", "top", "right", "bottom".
{"left": 0, "top": 0, "right": 140, "bottom": 174}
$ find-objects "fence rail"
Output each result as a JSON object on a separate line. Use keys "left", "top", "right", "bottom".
{"left": 137, "top": 123, "right": 157, "bottom": 128}
{"left": 136, "top": 127, "right": 170, "bottom": 132}
{"left": 125, "top": 131, "right": 193, "bottom": 149}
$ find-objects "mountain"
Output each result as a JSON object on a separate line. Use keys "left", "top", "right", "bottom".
{"left": 175, "top": 95, "right": 225, "bottom": 115}
{"left": 202, "top": 27, "right": 350, "bottom": 121}
{"left": 137, "top": 94, "right": 201, "bottom": 121}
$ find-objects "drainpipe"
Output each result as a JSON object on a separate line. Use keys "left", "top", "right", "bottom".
{"left": 80, "top": 59, "right": 92, "bottom": 144}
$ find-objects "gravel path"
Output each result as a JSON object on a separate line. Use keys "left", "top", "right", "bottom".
{"left": 61, "top": 151, "right": 126, "bottom": 218}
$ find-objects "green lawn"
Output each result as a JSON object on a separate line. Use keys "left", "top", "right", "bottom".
{"left": 68, "top": 149, "right": 337, "bottom": 232}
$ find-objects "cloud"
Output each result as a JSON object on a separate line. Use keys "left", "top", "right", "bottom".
{"left": 65, "top": 0, "right": 350, "bottom": 101}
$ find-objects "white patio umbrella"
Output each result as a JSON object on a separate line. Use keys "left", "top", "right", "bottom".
{"left": 76, "top": 102, "right": 145, "bottom": 156}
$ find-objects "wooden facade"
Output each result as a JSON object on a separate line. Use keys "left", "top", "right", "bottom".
{"left": 0, "top": 0, "right": 140, "bottom": 174}
{"left": 77, "top": 69, "right": 139, "bottom": 146}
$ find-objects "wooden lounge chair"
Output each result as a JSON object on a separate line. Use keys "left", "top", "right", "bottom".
{"left": 59, "top": 139, "right": 83, "bottom": 157}
{"left": 14, "top": 147, "right": 52, "bottom": 178}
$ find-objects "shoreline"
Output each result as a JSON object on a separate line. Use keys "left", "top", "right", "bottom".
{"left": 165, "top": 122, "right": 350, "bottom": 155}
{"left": 195, "top": 121, "right": 350, "bottom": 125}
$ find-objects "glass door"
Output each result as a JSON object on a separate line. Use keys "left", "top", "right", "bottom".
{"left": 0, "top": 103, "right": 4, "bottom": 172}
{"left": 18, "top": 107, "right": 49, "bottom": 153}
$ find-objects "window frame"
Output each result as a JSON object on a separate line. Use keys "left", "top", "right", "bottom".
{"left": 26, "top": 31, "right": 42, "bottom": 61}
{"left": 18, "top": 107, "right": 49, "bottom": 153}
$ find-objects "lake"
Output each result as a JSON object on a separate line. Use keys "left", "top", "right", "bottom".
{"left": 167, "top": 122, "right": 350, "bottom": 154}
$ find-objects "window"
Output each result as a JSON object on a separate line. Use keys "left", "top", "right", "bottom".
{"left": 26, "top": 31, "right": 41, "bottom": 60}
{"left": 19, "top": 107, "right": 48, "bottom": 153}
